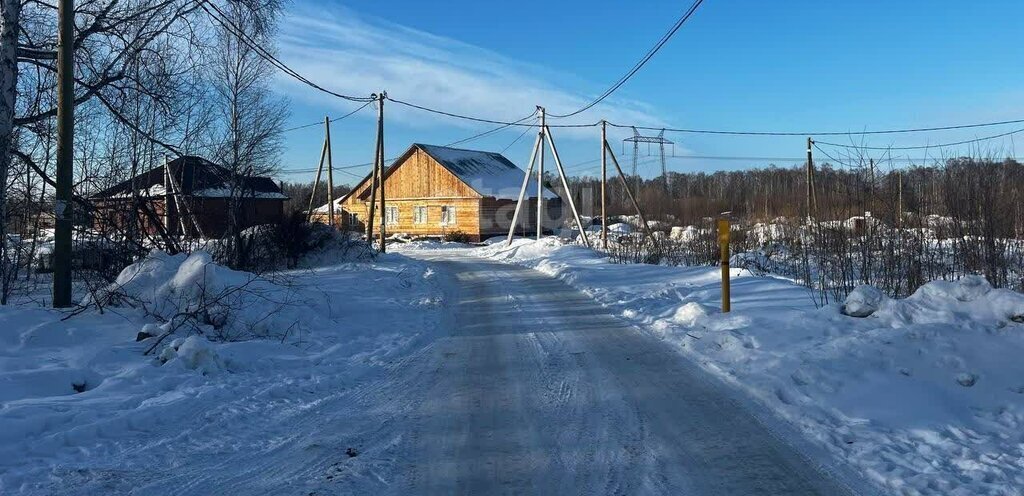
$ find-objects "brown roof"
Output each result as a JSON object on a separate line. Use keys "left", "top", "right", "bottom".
{"left": 92, "top": 156, "right": 286, "bottom": 199}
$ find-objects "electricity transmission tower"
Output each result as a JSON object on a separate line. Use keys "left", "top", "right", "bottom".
{"left": 623, "top": 127, "right": 674, "bottom": 194}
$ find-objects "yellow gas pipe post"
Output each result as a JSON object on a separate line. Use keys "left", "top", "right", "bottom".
{"left": 718, "top": 218, "right": 731, "bottom": 313}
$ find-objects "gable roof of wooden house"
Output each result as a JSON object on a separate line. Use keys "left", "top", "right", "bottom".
{"left": 92, "top": 156, "right": 288, "bottom": 200}
{"left": 320, "top": 144, "right": 557, "bottom": 212}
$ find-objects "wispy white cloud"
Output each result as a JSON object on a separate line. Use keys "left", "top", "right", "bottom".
{"left": 274, "top": 3, "right": 667, "bottom": 138}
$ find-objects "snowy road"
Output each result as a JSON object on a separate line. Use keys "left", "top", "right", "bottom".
{"left": 394, "top": 252, "right": 859, "bottom": 495}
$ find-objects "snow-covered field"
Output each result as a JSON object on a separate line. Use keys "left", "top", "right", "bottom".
{"left": 465, "top": 237, "right": 1024, "bottom": 496}
{"left": 0, "top": 250, "right": 451, "bottom": 495}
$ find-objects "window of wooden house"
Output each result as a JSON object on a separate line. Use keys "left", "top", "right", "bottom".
{"left": 440, "top": 205, "right": 456, "bottom": 226}
{"left": 385, "top": 206, "right": 399, "bottom": 225}
{"left": 413, "top": 206, "right": 428, "bottom": 224}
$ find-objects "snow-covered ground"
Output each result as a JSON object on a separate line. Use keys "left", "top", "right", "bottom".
{"left": 5, "top": 235, "right": 1023, "bottom": 495}
{"left": 0, "top": 250, "right": 451, "bottom": 495}
{"left": 462, "top": 237, "right": 1024, "bottom": 496}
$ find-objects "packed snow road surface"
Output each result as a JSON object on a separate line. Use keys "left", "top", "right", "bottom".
{"left": 401, "top": 252, "right": 857, "bottom": 495}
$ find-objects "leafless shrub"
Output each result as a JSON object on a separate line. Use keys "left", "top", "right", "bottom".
{"left": 590, "top": 156, "right": 1024, "bottom": 304}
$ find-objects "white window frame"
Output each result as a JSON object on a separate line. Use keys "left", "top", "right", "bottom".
{"left": 385, "top": 206, "right": 399, "bottom": 226}
{"left": 440, "top": 205, "right": 457, "bottom": 226}
{"left": 413, "top": 206, "right": 428, "bottom": 225}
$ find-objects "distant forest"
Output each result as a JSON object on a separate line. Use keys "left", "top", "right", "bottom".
{"left": 564, "top": 157, "right": 1024, "bottom": 235}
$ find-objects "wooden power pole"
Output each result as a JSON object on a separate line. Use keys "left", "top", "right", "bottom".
{"left": 506, "top": 110, "right": 592, "bottom": 248}
{"left": 324, "top": 116, "right": 335, "bottom": 228}
{"left": 377, "top": 91, "right": 386, "bottom": 253}
{"left": 536, "top": 107, "right": 545, "bottom": 240}
{"left": 305, "top": 138, "right": 328, "bottom": 222}
{"left": 52, "top": 0, "right": 74, "bottom": 307}
{"left": 600, "top": 120, "right": 608, "bottom": 250}
{"left": 805, "top": 137, "right": 814, "bottom": 221}
{"left": 898, "top": 169, "right": 903, "bottom": 228}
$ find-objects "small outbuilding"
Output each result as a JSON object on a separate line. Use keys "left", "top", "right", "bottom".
{"left": 91, "top": 155, "right": 288, "bottom": 238}
{"left": 316, "top": 144, "right": 561, "bottom": 241}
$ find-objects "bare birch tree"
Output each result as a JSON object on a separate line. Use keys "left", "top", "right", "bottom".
{"left": 206, "top": 0, "right": 287, "bottom": 268}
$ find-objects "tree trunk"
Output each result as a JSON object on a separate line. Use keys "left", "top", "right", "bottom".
{"left": 0, "top": 0, "right": 21, "bottom": 305}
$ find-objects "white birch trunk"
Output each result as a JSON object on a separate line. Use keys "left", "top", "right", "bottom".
{"left": 0, "top": 0, "right": 21, "bottom": 304}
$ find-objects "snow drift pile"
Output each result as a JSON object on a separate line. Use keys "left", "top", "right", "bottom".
{"left": 89, "top": 250, "right": 311, "bottom": 341}
{"left": 844, "top": 275, "right": 1024, "bottom": 323}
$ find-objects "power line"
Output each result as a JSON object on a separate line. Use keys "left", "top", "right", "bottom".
{"left": 812, "top": 143, "right": 867, "bottom": 170}
{"left": 184, "top": 101, "right": 373, "bottom": 152}
{"left": 282, "top": 102, "right": 373, "bottom": 133}
{"left": 280, "top": 167, "right": 363, "bottom": 178}
{"left": 202, "top": 1, "right": 374, "bottom": 103}
{"left": 445, "top": 111, "right": 537, "bottom": 147}
{"left": 548, "top": 0, "right": 705, "bottom": 118}
{"left": 211, "top": 0, "right": 1024, "bottom": 146}
{"left": 210, "top": 0, "right": 1024, "bottom": 143}
{"left": 502, "top": 123, "right": 537, "bottom": 154}
{"left": 608, "top": 117, "right": 1024, "bottom": 137}
{"left": 386, "top": 96, "right": 600, "bottom": 128}
{"left": 814, "top": 127, "right": 1024, "bottom": 150}
{"left": 284, "top": 123, "right": 532, "bottom": 177}
{"left": 279, "top": 115, "right": 543, "bottom": 179}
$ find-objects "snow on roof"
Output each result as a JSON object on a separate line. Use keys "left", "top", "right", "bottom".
{"left": 416, "top": 144, "right": 559, "bottom": 200}
{"left": 92, "top": 156, "right": 287, "bottom": 200}
{"left": 191, "top": 187, "right": 289, "bottom": 199}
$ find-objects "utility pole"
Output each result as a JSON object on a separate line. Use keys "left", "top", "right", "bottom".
{"left": 52, "top": 0, "right": 74, "bottom": 308}
{"left": 544, "top": 120, "right": 590, "bottom": 247}
{"left": 324, "top": 116, "right": 335, "bottom": 228}
{"left": 869, "top": 158, "right": 875, "bottom": 215}
{"left": 368, "top": 93, "right": 385, "bottom": 240}
{"left": 600, "top": 120, "right": 608, "bottom": 250}
{"left": 659, "top": 130, "right": 669, "bottom": 193}
{"left": 536, "top": 106, "right": 545, "bottom": 240}
{"left": 805, "top": 137, "right": 813, "bottom": 221}
{"left": 631, "top": 127, "right": 640, "bottom": 194}
{"left": 604, "top": 139, "right": 654, "bottom": 242}
{"left": 305, "top": 138, "right": 328, "bottom": 222}
{"left": 507, "top": 112, "right": 592, "bottom": 248}
{"left": 505, "top": 128, "right": 542, "bottom": 246}
{"left": 378, "top": 91, "right": 386, "bottom": 253}
{"left": 898, "top": 169, "right": 903, "bottom": 228}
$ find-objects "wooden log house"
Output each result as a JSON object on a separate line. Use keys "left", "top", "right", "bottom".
{"left": 315, "top": 144, "right": 561, "bottom": 241}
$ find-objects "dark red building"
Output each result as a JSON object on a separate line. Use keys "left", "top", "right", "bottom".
{"left": 91, "top": 156, "right": 288, "bottom": 239}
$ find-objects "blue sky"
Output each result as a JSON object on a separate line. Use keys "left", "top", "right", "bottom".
{"left": 274, "top": 0, "right": 1024, "bottom": 185}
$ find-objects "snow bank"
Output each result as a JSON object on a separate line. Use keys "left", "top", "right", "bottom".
{"left": 0, "top": 251, "right": 450, "bottom": 494}
{"left": 90, "top": 250, "right": 307, "bottom": 341}
{"left": 475, "top": 238, "right": 1024, "bottom": 496}
{"left": 894, "top": 276, "right": 1024, "bottom": 322}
